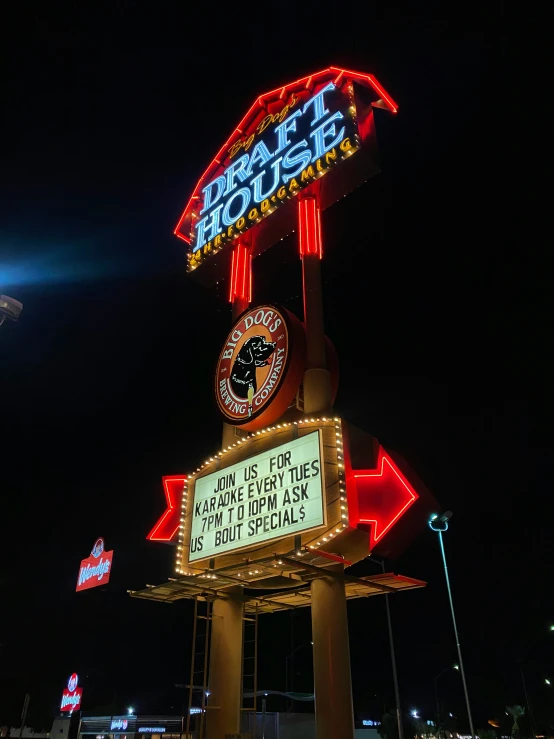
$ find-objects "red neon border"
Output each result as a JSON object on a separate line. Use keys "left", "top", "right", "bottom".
{"left": 353, "top": 449, "right": 418, "bottom": 545}
{"left": 147, "top": 475, "right": 187, "bottom": 542}
{"left": 174, "top": 66, "right": 398, "bottom": 245}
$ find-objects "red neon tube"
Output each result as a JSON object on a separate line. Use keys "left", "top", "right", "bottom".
{"left": 298, "top": 198, "right": 323, "bottom": 259}
{"left": 228, "top": 243, "right": 252, "bottom": 304}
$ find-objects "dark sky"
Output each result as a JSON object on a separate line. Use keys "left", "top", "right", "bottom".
{"left": 2, "top": 1, "right": 550, "bottom": 735}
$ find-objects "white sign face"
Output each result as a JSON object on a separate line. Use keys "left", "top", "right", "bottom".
{"left": 189, "top": 431, "right": 325, "bottom": 562}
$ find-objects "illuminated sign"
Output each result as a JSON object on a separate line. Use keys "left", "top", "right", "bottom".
{"left": 76, "top": 538, "right": 114, "bottom": 592}
{"left": 174, "top": 67, "right": 398, "bottom": 286}
{"left": 60, "top": 673, "right": 82, "bottom": 712}
{"left": 189, "top": 431, "right": 325, "bottom": 562}
{"left": 215, "top": 304, "right": 305, "bottom": 430}
{"left": 147, "top": 476, "right": 187, "bottom": 542}
{"left": 138, "top": 729, "right": 166, "bottom": 734}
{"left": 185, "top": 82, "right": 359, "bottom": 268}
{"left": 363, "top": 720, "right": 381, "bottom": 726}
{"left": 111, "top": 721, "right": 128, "bottom": 731}
{"left": 186, "top": 82, "right": 358, "bottom": 266}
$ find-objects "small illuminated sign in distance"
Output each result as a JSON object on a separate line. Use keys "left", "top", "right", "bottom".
{"left": 76, "top": 537, "right": 114, "bottom": 592}
{"left": 138, "top": 729, "right": 166, "bottom": 734}
{"left": 189, "top": 431, "right": 325, "bottom": 562}
{"left": 60, "top": 673, "right": 83, "bottom": 712}
{"left": 111, "top": 721, "right": 128, "bottom": 731}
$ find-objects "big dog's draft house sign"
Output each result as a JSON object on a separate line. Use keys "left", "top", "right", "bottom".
{"left": 182, "top": 82, "right": 359, "bottom": 267}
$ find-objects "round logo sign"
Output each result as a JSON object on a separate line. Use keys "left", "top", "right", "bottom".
{"left": 67, "top": 673, "right": 79, "bottom": 692}
{"left": 215, "top": 305, "right": 306, "bottom": 431}
{"left": 91, "top": 538, "right": 104, "bottom": 558}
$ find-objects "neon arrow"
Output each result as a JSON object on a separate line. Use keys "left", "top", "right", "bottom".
{"left": 351, "top": 448, "right": 418, "bottom": 547}
{"left": 147, "top": 475, "right": 186, "bottom": 542}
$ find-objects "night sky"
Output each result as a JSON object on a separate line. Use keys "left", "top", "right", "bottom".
{"left": 2, "top": 2, "right": 550, "bottom": 735}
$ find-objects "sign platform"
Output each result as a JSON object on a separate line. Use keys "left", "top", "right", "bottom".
{"left": 128, "top": 551, "right": 425, "bottom": 614}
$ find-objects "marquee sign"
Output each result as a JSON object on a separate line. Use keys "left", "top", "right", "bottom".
{"left": 60, "top": 673, "right": 82, "bottom": 712}
{"left": 174, "top": 417, "right": 434, "bottom": 572}
{"left": 76, "top": 537, "right": 114, "bottom": 592}
{"left": 175, "top": 67, "right": 398, "bottom": 285}
{"left": 178, "top": 418, "right": 346, "bottom": 571}
{"left": 215, "top": 304, "right": 305, "bottom": 430}
{"left": 189, "top": 431, "right": 324, "bottom": 562}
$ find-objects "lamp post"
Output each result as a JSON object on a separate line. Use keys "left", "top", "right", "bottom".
{"left": 366, "top": 555, "right": 404, "bottom": 739}
{"left": 0, "top": 294, "right": 23, "bottom": 326}
{"left": 429, "top": 513, "right": 475, "bottom": 739}
{"left": 434, "top": 664, "right": 459, "bottom": 739}
{"left": 517, "top": 622, "right": 554, "bottom": 737}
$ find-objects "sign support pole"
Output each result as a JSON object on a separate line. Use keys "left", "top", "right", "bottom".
{"left": 207, "top": 244, "right": 250, "bottom": 739}
{"left": 299, "top": 198, "right": 354, "bottom": 738}
{"left": 298, "top": 197, "right": 332, "bottom": 415}
{"left": 205, "top": 590, "right": 244, "bottom": 739}
{"left": 311, "top": 570, "right": 355, "bottom": 739}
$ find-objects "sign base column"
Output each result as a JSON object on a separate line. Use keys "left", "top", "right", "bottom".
{"left": 311, "top": 571, "right": 355, "bottom": 739}
{"left": 206, "top": 591, "right": 244, "bottom": 739}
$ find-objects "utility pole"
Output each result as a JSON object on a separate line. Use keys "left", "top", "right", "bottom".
{"left": 19, "top": 694, "right": 30, "bottom": 739}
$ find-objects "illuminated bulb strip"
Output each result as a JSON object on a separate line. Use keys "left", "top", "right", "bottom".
{"left": 178, "top": 416, "right": 345, "bottom": 568}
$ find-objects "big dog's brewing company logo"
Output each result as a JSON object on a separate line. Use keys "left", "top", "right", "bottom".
{"left": 215, "top": 305, "right": 305, "bottom": 431}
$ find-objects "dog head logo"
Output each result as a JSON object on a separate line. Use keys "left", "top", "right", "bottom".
{"left": 230, "top": 335, "right": 276, "bottom": 415}
{"left": 215, "top": 305, "right": 306, "bottom": 431}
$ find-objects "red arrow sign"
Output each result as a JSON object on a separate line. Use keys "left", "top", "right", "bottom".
{"left": 147, "top": 475, "right": 186, "bottom": 542}
{"left": 349, "top": 447, "right": 418, "bottom": 547}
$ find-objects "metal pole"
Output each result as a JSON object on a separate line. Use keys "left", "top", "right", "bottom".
{"left": 261, "top": 697, "right": 266, "bottom": 739}
{"left": 382, "top": 570, "right": 404, "bottom": 739}
{"left": 434, "top": 677, "right": 441, "bottom": 739}
{"left": 285, "top": 658, "right": 289, "bottom": 713}
{"left": 437, "top": 531, "right": 475, "bottom": 739}
{"left": 185, "top": 596, "right": 199, "bottom": 736}
{"left": 19, "top": 694, "right": 30, "bottom": 739}
{"left": 519, "top": 664, "right": 536, "bottom": 738}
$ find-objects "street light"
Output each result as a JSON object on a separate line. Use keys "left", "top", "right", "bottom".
{"left": 127, "top": 707, "right": 134, "bottom": 715}
{"left": 411, "top": 710, "right": 420, "bottom": 719}
{"left": 0, "top": 295, "right": 23, "bottom": 326}
{"left": 429, "top": 513, "right": 476, "bottom": 739}
{"left": 366, "top": 554, "right": 405, "bottom": 739}
{"left": 545, "top": 679, "right": 551, "bottom": 686}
